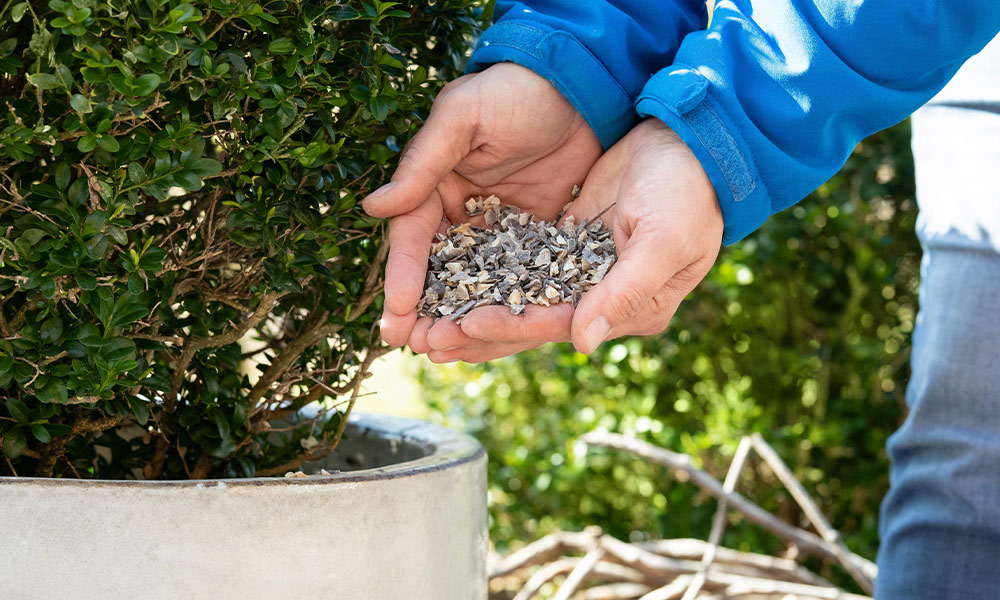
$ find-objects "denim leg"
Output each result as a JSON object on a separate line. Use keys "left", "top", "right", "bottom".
{"left": 875, "top": 104, "right": 1000, "bottom": 599}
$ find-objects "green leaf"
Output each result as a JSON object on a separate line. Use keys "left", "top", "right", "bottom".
{"left": 55, "top": 63, "right": 73, "bottom": 88}
{"left": 30, "top": 424, "right": 52, "bottom": 443}
{"left": 11, "top": 3, "right": 28, "bottom": 23}
{"left": 54, "top": 162, "right": 71, "bottom": 190}
{"left": 66, "top": 5, "right": 91, "bottom": 23}
{"left": 95, "top": 286, "right": 114, "bottom": 325}
{"left": 67, "top": 178, "right": 88, "bottom": 204}
{"left": 95, "top": 135, "right": 120, "bottom": 152}
{"left": 85, "top": 234, "right": 108, "bottom": 259}
{"left": 3, "top": 428, "right": 26, "bottom": 459}
{"left": 267, "top": 38, "right": 295, "bottom": 54}
{"left": 107, "top": 72, "right": 129, "bottom": 95}
{"left": 111, "top": 301, "right": 149, "bottom": 327}
{"left": 369, "top": 97, "right": 389, "bottom": 121}
{"left": 173, "top": 170, "right": 203, "bottom": 192}
{"left": 263, "top": 116, "right": 283, "bottom": 139}
{"left": 39, "top": 277, "right": 55, "bottom": 299}
{"left": 127, "top": 162, "right": 144, "bottom": 184}
{"left": 19, "top": 228, "right": 46, "bottom": 247}
{"left": 83, "top": 211, "right": 105, "bottom": 235}
{"left": 70, "top": 93, "right": 93, "bottom": 114}
{"left": 5, "top": 398, "right": 30, "bottom": 423}
{"left": 40, "top": 317, "right": 64, "bottom": 343}
{"left": 188, "top": 158, "right": 222, "bottom": 177}
{"left": 76, "top": 273, "right": 97, "bottom": 290}
{"left": 212, "top": 410, "right": 230, "bottom": 440}
{"left": 0, "top": 349, "right": 13, "bottom": 374}
{"left": 329, "top": 5, "right": 360, "bottom": 20}
{"left": 106, "top": 224, "right": 127, "bottom": 245}
{"left": 128, "top": 396, "right": 149, "bottom": 425}
{"left": 35, "top": 378, "right": 68, "bottom": 404}
{"left": 133, "top": 73, "right": 160, "bottom": 96}
{"left": 137, "top": 246, "right": 166, "bottom": 271}
{"left": 26, "top": 73, "right": 62, "bottom": 90}
{"left": 102, "top": 337, "right": 136, "bottom": 361}
{"left": 78, "top": 323, "right": 104, "bottom": 347}
{"left": 77, "top": 134, "right": 97, "bottom": 152}
{"left": 0, "top": 38, "right": 16, "bottom": 56}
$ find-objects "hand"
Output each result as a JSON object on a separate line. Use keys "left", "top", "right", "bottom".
{"left": 434, "top": 118, "right": 724, "bottom": 362}
{"left": 362, "top": 63, "right": 602, "bottom": 351}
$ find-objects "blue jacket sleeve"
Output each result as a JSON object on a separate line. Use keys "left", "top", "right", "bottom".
{"left": 636, "top": 2, "right": 1000, "bottom": 244}
{"left": 466, "top": 1, "right": 708, "bottom": 149}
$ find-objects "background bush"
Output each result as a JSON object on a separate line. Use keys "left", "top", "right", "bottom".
{"left": 421, "top": 122, "right": 917, "bottom": 584}
{"left": 0, "top": 0, "right": 486, "bottom": 478}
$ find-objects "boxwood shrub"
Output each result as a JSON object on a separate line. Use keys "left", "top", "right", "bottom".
{"left": 0, "top": 0, "right": 485, "bottom": 478}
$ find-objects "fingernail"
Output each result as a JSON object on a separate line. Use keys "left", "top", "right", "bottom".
{"left": 583, "top": 316, "right": 610, "bottom": 353}
{"left": 365, "top": 181, "right": 396, "bottom": 202}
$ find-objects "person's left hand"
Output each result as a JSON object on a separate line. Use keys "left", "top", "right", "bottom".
{"left": 424, "top": 118, "right": 725, "bottom": 363}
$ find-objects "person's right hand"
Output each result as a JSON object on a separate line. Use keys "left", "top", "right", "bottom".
{"left": 362, "top": 63, "right": 603, "bottom": 351}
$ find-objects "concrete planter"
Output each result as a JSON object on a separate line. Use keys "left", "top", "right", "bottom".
{"left": 0, "top": 413, "right": 487, "bottom": 600}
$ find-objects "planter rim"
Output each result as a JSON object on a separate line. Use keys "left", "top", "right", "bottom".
{"left": 0, "top": 412, "right": 483, "bottom": 488}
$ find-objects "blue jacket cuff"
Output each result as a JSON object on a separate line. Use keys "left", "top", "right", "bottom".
{"left": 466, "top": 20, "right": 636, "bottom": 150}
{"left": 636, "top": 67, "right": 769, "bottom": 245}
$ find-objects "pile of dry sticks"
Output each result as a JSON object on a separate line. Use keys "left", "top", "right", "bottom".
{"left": 489, "top": 433, "right": 877, "bottom": 600}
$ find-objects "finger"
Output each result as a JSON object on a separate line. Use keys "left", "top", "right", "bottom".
{"left": 383, "top": 197, "right": 444, "bottom": 316}
{"left": 362, "top": 86, "right": 478, "bottom": 218}
{"left": 460, "top": 303, "right": 573, "bottom": 344}
{"left": 407, "top": 317, "right": 434, "bottom": 354}
{"left": 427, "top": 341, "right": 543, "bottom": 364}
{"left": 570, "top": 223, "right": 684, "bottom": 354}
{"left": 379, "top": 309, "right": 417, "bottom": 347}
{"left": 622, "top": 259, "right": 715, "bottom": 337}
{"left": 606, "top": 285, "right": 684, "bottom": 339}
{"left": 426, "top": 317, "right": 477, "bottom": 351}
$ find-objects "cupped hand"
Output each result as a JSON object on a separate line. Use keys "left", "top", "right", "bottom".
{"left": 362, "top": 63, "right": 602, "bottom": 350}
{"left": 437, "top": 118, "right": 724, "bottom": 362}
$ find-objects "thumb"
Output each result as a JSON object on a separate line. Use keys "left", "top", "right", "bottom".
{"left": 570, "top": 224, "right": 682, "bottom": 354}
{"left": 362, "top": 88, "right": 477, "bottom": 218}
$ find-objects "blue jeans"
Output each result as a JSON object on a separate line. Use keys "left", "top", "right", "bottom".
{"left": 875, "top": 99, "right": 1000, "bottom": 598}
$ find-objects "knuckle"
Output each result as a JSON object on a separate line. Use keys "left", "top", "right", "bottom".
{"left": 645, "top": 292, "right": 675, "bottom": 317}
{"left": 612, "top": 284, "right": 647, "bottom": 320}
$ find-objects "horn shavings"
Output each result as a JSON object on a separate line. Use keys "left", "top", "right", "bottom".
{"left": 419, "top": 194, "right": 617, "bottom": 322}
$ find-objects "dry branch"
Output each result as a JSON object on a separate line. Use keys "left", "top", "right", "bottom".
{"left": 581, "top": 432, "right": 842, "bottom": 564}
{"left": 552, "top": 548, "right": 606, "bottom": 600}
{"left": 637, "top": 539, "right": 830, "bottom": 587}
{"left": 491, "top": 527, "right": 604, "bottom": 578}
{"left": 679, "top": 436, "right": 753, "bottom": 600}
{"left": 512, "top": 558, "right": 654, "bottom": 600}
{"left": 492, "top": 433, "right": 876, "bottom": 600}
{"left": 748, "top": 433, "right": 876, "bottom": 592}
{"left": 638, "top": 575, "right": 695, "bottom": 600}
{"left": 580, "top": 583, "right": 656, "bottom": 600}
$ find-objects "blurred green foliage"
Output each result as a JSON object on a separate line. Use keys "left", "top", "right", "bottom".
{"left": 420, "top": 123, "right": 917, "bottom": 580}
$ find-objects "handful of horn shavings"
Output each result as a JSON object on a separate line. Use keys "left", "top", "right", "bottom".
{"left": 418, "top": 194, "right": 618, "bottom": 323}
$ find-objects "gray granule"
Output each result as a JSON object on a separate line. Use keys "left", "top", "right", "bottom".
{"left": 418, "top": 194, "right": 617, "bottom": 323}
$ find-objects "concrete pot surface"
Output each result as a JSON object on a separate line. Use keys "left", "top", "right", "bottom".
{"left": 0, "top": 413, "right": 487, "bottom": 600}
